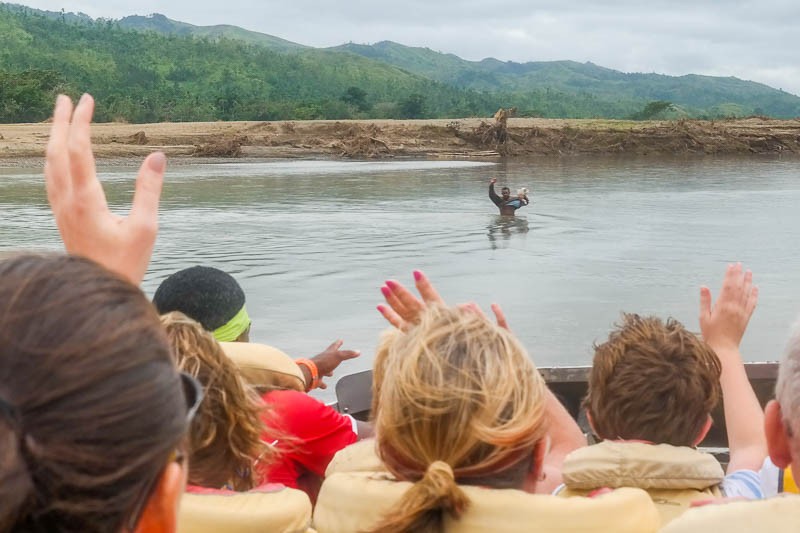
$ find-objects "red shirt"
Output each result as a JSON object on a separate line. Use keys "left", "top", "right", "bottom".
{"left": 257, "top": 390, "right": 358, "bottom": 502}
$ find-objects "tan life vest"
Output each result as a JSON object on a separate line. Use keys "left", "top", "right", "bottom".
{"left": 178, "top": 484, "right": 314, "bottom": 533}
{"left": 660, "top": 494, "right": 800, "bottom": 533}
{"left": 314, "top": 471, "right": 660, "bottom": 533}
{"left": 220, "top": 341, "right": 306, "bottom": 392}
{"left": 558, "top": 441, "right": 724, "bottom": 525}
{"left": 324, "top": 439, "right": 386, "bottom": 477}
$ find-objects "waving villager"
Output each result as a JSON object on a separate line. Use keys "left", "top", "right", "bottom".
{"left": 489, "top": 177, "right": 529, "bottom": 215}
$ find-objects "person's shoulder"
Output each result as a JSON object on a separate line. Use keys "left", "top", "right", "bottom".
{"left": 264, "top": 389, "right": 341, "bottom": 418}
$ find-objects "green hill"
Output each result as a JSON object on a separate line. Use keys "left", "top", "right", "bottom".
{"left": 1, "top": 3, "right": 798, "bottom": 123}
{"left": 117, "top": 13, "right": 307, "bottom": 52}
{"left": 0, "top": 5, "right": 496, "bottom": 123}
{"left": 334, "top": 41, "right": 800, "bottom": 118}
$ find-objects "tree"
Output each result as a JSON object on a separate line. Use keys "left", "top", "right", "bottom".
{"left": 630, "top": 100, "right": 674, "bottom": 120}
{"left": 399, "top": 93, "right": 426, "bottom": 119}
{"left": 341, "top": 86, "right": 369, "bottom": 112}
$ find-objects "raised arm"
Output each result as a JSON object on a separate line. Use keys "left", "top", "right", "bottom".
{"left": 699, "top": 263, "right": 765, "bottom": 474}
{"left": 537, "top": 387, "right": 588, "bottom": 494}
{"left": 489, "top": 177, "right": 502, "bottom": 207}
{"left": 45, "top": 94, "right": 165, "bottom": 285}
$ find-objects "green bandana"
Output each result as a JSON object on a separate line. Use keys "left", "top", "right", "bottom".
{"left": 213, "top": 305, "right": 250, "bottom": 342}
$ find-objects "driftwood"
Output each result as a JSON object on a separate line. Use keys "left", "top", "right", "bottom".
{"left": 192, "top": 135, "right": 247, "bottom": 157}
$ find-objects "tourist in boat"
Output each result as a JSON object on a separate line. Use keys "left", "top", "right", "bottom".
{"left": 161, "top": 311, "right": 366, "bottom": 503}
{"left": 489, "top": 177, "right": 529, "bottom": 215}
{"left": 557, "top": 264, "right": 766, "bottom": 525}
{"left": 162, "top": 312, "right": 276, "bottom": 491}
{"left": 315, "top": 280, "right": 660, "bottom": 532}
{"left": 0, "top": 94, "right": 196, "bottom": 532}
{"left": 153, "top": 265, "right": 360, "bottom": 391}
{"left": 0, "top": 255, "right": 199, "bottom": 533}
{"left": 661, "top": 312, "right": 800, "bottom": 532}
{"left": 376, "top": 271, "right": 586, "bottom": 494}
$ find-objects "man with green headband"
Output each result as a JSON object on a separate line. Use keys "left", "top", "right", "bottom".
{"left": 153, "top": 265, "right": 360, "bottom": 390}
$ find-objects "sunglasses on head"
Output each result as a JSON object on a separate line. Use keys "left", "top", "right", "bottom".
{"left": 125, "top": 371, "right": 204, "bottom": 532}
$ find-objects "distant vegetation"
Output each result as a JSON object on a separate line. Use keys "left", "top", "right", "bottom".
{"left": 1, "top": 4, "right": 798, "bottom": 124}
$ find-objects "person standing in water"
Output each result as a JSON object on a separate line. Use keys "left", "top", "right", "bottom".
{"left": 489, "top": 177, "right": 529, "bottom": 215}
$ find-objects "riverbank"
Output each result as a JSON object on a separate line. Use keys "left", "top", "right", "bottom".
{"left": 1, "top": 117, "right": 799, "bottom": 163}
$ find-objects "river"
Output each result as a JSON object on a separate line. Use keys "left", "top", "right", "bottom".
{"left": 1, "top": 156, "right": 798, "bottom": 399}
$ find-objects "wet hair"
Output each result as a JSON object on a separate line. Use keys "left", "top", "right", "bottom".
{"left": 369, "top": 305, "right": 547, "bottom": 533}
{"left": 153, "top": 266, "right": 246, "bottom": 331}
{"left": 585, "top": 313, "right": 722, "bottom": 446}
{"left": 161, "top": 312, "right": 274, "bottom": 491}
{"left": 0, "top": 254, "right": 187, "bottom": 533}
{"left": 501, "top": 187, "right": 510, "bottom": 193}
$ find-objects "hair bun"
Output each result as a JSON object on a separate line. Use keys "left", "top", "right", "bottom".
{"left": 425, "top": 461, "right": 455, "bottom": 483}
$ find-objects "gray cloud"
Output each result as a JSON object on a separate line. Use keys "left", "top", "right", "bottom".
{"left": 16, "top": 0, "right": 800, "bottom": 95}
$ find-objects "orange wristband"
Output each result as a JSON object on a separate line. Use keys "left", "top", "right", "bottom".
{"left": 295, "top": 358, "right": 320, "bottom": 391}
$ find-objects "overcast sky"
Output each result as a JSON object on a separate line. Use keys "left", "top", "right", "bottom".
{"left": 15, "top": 0, "right": 800, "bottom": 96}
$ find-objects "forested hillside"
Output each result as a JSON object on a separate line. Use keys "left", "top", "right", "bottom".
{"left": 0, "top": 6, "right": 499, "bottom": 122}
{"left": 1, "top": 4, "right": 798, "bottom": 123}
{"left": 335, "top": 41, "right": 800, "bottom": 118}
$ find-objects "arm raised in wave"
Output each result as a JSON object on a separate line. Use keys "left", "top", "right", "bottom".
{"left": 699, "top": 263, "right": 765, "bottom": 474}
{"left": 45, "top": 94, "right": 165, "bottom": 285}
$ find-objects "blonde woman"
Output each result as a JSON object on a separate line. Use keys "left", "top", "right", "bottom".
{"left": 161, "top": 312, "right": 275, "bottom": 491}
{"left": 358, "top": 272, "right": 588, "bottom": 531}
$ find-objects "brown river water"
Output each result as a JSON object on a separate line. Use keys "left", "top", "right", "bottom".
{"left": 1, "top": 156, "right": 798, "bottom": 400}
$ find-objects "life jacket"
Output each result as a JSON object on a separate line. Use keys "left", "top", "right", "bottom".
{"left": 179, "top": 483, "right": 314, "bottom": 533}
{"left": 314, "top": 471, "right": 660, "bottom": 533}
{"left": 557, "top": 441, "right": 724, "bottom": 525}
{"left": 660, "top": 494, "right": 800, "bottom": 533}
{"left": 220, "top": 341, "right": 306, "bottom": 392}
{"left": 780, "top": 466, "right": 800, "bottom": 493}
{"left": 324, "top": 439, "right": 385, "bottom": 477}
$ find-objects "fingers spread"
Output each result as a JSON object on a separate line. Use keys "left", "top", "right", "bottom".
{"left": 414, "top": 270, "right": 444, "bottom": 305}
{"left": 699, "top": 286, "right": 712, "bottom": 320}
{"left": 741, "top": 269, "right": 753, "bottom": 306}
{"left": 491, "top": 303, "right": 509, "bottom": 330}
{"left": 325, "top": 339, "right": 344, "bottom": 352}
{"left": 336, "top": 350, "right": 361, "bottom": 361}
{"left": 746, "top": 285, "right": 759, "bottom": 317}
{"left": 129, "top": 152, "right": 165, "bottom": 234}
{"left": 381, "top": 285, "right": 411, "bottom": 318}
{"left": 385, "top": 279, "right": 423, "bottom": 321}
{"left": 458, "top": 302, "right": 485, "bottom": 318}
{"left": 377, "top": 304, "right": 405, "bottom": 330}
{"left": 67, "top": 94, "right": 97, "bottom": 191}
{"left": 45, "top": 95, "right": 74, "bottom": 203}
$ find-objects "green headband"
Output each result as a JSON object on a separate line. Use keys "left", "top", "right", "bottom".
{"left": 213, "top": 305, "right": 251, "bottom": 342}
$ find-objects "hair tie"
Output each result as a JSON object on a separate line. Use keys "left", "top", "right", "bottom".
{"left": 426, "top": 461, "right": 456, "bottom": 482}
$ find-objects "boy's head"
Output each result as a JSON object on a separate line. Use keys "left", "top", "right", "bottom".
{"left": 585, "top": 313, "right": 721, "bottom": 447}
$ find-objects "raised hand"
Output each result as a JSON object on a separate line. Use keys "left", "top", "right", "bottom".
{"left": 490, "top": 177, "right": 497, "bottom": 184}
{"left": 309, "top": 340, "right": 361, "bottom": 390}
{"left": 45, "top": 94, "right": 165, "bottom": 285}
{"left": 700, "top": 263, "right": 766, "bottom": 474}
{"left": 377, "top": 270, "right": 507, "bottom": 330}
{"left": 377, "top": 270, "right": 444, "bottom": 330}
{"left": 699, "top": 263, "right": 759, "bottom": 353}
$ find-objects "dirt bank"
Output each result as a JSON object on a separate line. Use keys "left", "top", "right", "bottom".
{"left": 1, "top": 117, "right": 799, "bottom": 163}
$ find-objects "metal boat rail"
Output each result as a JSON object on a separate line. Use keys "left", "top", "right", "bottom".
{"left": 332, "top": 361, "right": 779, "bottom": 455}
